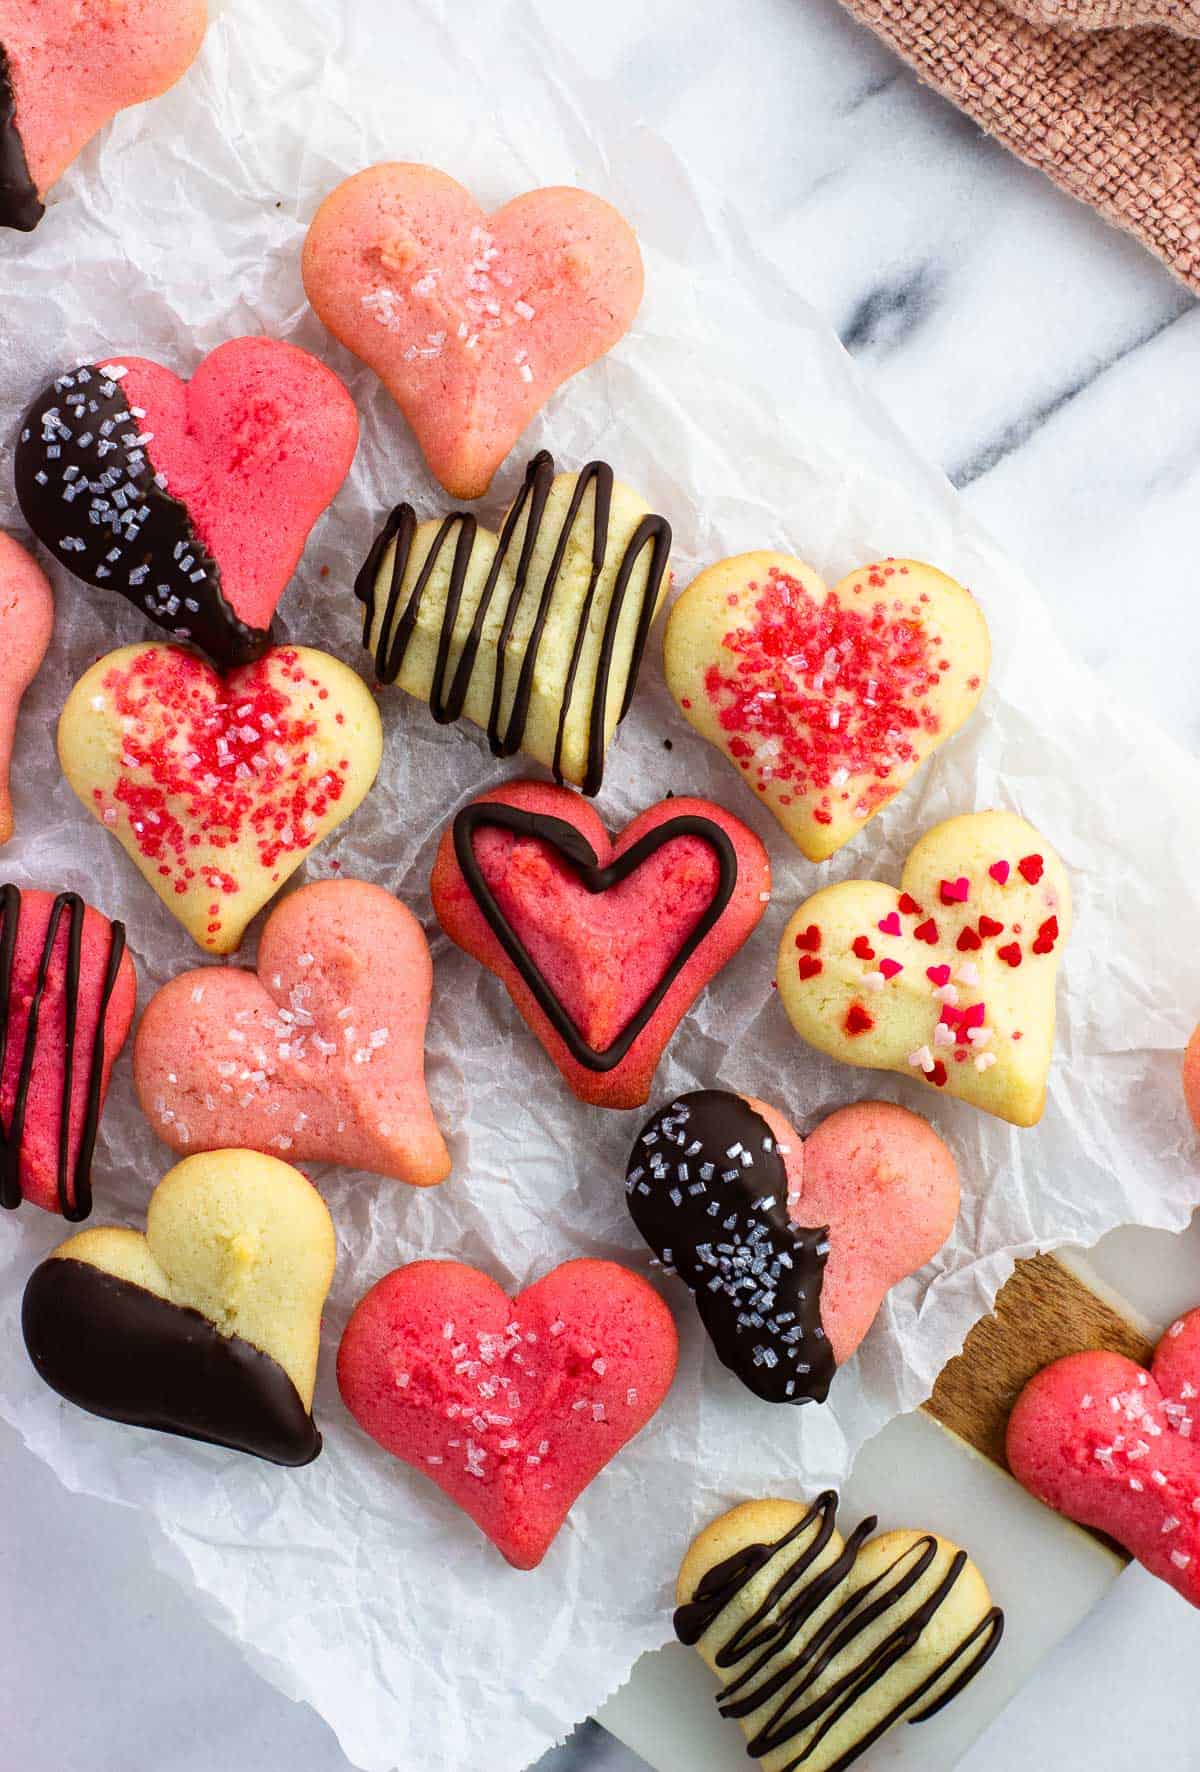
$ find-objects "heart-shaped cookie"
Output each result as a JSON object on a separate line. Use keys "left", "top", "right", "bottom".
{"left": 1007, "top": 1308, "right": 1200, "bottom": 1607}
{"left": 302, "top": 163, "right": 644, "bottom": 499}
{"left": 777, "top": 811, "right": 1071, "bottom": 1126}
{"left": 58, "top": 642, "right": 383, "bottom": 954}
{"left": 134, "top": 878, "right": 450, "bottom": 1186}
{"left": 675, "top": 1493, "right": 1003, "bottom": 1772}
{"left": 430, "top": 780, "right": 771, "bottom": 1109}
{"left": 0, "top": 533, "right": 54, "bottom": 843}
{"left": 0, "top": 884, "right": 135, "bottom": 1219}
{"left": 21, "top": 1149, "right": 336, "bottom": 1466}
{"left": 0, "top": 0, "right": 207, "bottom": 231}
{"left": 665, "top": 553, "right": 989, "bottom": 861}
{"left": 627, "top": 1091, "right": 959, "bottom": 1403}
{"left": 356, "top": 450, "right": 671, "bottom": 795}
{"left": 16, "top": 341, "right": 359, "bottom": 666}
{"left": 336, "top": 1257, "right": 678, "bottom": 1569}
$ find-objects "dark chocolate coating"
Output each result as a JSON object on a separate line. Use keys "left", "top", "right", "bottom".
{"left": 355, "top": 451, "right": 671, "bottom": 796}
{"left": 0, "top": 45, "right": 42, "bottom": 233}
{"left": 452, "top": 802, "right": 737, "bottom": 1073}
{"left": 14, "top": 363, "right": 270, "bottom": 667}
{"left": 626, "top": 1091, "right": 835, "bottom": 1404}
{"left": 22, "top": 1258, "right": 321, "bottom": 1467}
{"left": 674, "top": 1490, "right": 1004, "bottom": 1772}
{"left": 0, "top": 885, "right": 127, "bottom": 1221}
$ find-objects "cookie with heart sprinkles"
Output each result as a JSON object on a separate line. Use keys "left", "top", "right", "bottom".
{"left": 430, "top": 779, "right": 771, "bottom": 1110}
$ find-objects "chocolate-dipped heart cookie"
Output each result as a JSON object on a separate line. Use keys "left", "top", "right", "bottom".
{"left": 22, "top": 1149, "right": 336, "bottom": 1466}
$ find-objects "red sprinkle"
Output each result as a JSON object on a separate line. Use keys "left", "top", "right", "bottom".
{"left": 929, "top": 1060, "right": 948, "bottom": 1087}
{"left": 939, "top": 876, "right": 970, "bottom": 904}
{"left": 796, "top": 955, "right": 823, "bottom": 982}
{"left": 1018, "top": 854, "right": 1044, "bottom": 884}
{"left": 926, "top": 964, "right": 952, "bottom": 986}
{"left": 978, "top": 915, "right": 1005, "bottom": 939}
{"left": 898, "top": 892, "right": 923, "bottom": 916}
{"left": 957, "top": 927, "right": 982, "bottom": 952}
{"left": 879, "top": 958, "right": 903, "bottom": 979}
{"left": 878, "top": 911, "right": 902, "bottom": 936}
{"left": 794, "top": 923, "right": 822, "bottom": 952}
{"left": 844, "top": 1003, "right": 875, "bottom": 1036}
{"left": 852, "top": 936, "right": 876, "bottom": 960}
{"left": 913, "top": 918, "right": 939, "bottom": 944}
{"left": 989, "top": 860, "right": 1010, "bottom": 885}
{"left": 997, "top": 942, "right": 1023, "bottom": 967}
{"left": 1032, "top": 915, "right": 1059, "bottom": 955}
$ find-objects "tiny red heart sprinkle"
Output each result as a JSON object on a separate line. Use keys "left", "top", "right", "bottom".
{"left": 956, "top": 927, "right": 982, "bottom": 952}
{"left": 989, "top": 861, "right": 1010, "bottom": 885}
{"left": 998, "top": 942, "right": 1023, "bottom": 967}
{"left": 1018, "top": 854, "right": 1044, "bottom": 884}
{"left": 939, "top": 876, "right": 970, "bottom": 904}
{"left": 978, "top": 915, "right": 1005, "bottom": 938}
{"left": 796, "top": 954, "right": 823, "bottom": 981}
{"left": 926, "top": 964, "right": 952, "bottom": 986}
{"left": 913, "top": 918, "right": 939, "bottom": 944}
{"left": 1032, "top": 915, "right": 1059, "bottom": 955}
{"left": 794, "top": 923, "right": 822, "bottom": 952}
{"left": 929, "top": 1060, "right": 948, "bottom": 1087}
{"left": 844, "top": 1003, "right": 874, "bottom": 1036}
{"left": 898, "top": 893, "right": 923, "bottom": 916}
{"left": 879, "top": 958, "right": 903, "bottom": 980}
{"left": 878, "top": 912, "right": 902, "bottom": 936}
{"left": 852, "top": 935, "right": 876, "bottom": 960}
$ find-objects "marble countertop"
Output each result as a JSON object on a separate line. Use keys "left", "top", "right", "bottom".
{"left": 4, "top": 2, "right": 1200, "bottom": 1769}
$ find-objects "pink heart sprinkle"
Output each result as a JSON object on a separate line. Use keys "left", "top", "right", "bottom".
{"left": 926, "top": 965, "right": 952, "bottom": 987}
{"left": 879, "top": 958, "right": 903, "bottom": 979}
{"left": 940, "top": 876, "right": 970, "bottom": 904}
{"left": 878, "top": 912, "right": 902, "bottom": 936}
{"left": 989, "top": 861, "right": 1011, "bottom": 885}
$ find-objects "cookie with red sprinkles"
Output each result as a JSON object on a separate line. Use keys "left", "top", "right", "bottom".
{"left": 336, "top": 1257, "right": 678, "bottom": 1569}
{"left": 664, "top": 552, "right": 989, "bottom": 862}
{"left": 776, "top": 811, "right": 1070, "bottom": 1126}
{"left": 57, "top": 642, "right": 383, "bottom": 954}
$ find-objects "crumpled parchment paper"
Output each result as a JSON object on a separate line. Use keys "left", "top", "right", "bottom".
{"left": 1, "top": 2, "right": 1198, "bottom": 1769}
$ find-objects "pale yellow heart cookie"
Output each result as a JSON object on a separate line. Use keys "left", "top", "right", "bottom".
{"left": 665, "top": 553, "right": 989, "bottom": 860}
{"left": 58, "top": 642, "right": 383, "bottom": 953}
{"left": 21, "top": 1150, "right": 336, "bottom": 1465}
{"left": 776, "top": 811, "right": 1070, "bottom": 1126}
{"left": 675, "top": 1494, "right": 1002, "bottom": 1772}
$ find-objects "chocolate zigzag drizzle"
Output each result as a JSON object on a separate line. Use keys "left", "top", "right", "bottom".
{"left": 22, "top": 1259, "right": 321, "bottom": 1467}
{"left": 453, "top": 802, "right": 736, "bottom": 1073}
{"left": 674, "top": 1491, "right": 1004, "bottom": 1772}
{"left": 14, "top": 365, "right": 270, "bottom": 667}
{"left": 626, "top": 1091, "right": 835, "bottom": 1404}
{"left": 0, "top": 886, "right": 126, "bottom": 1222}
{"left": 355, "top": 451, "right": 671, "bottom": 795}
{"left": 0, "top": 45, "right": 42, "bottom": 232}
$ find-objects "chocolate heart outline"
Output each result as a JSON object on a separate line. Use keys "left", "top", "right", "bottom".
{"left": 452, "top": 801, "right": 737, "bottom": 1072}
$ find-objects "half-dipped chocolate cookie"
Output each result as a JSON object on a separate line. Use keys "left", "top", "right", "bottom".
{"left": 22, "top": 1149, "right": 336, "bottom": 1466}
{"left": 626, "top": 1091, "right": 959, "bottom": 1402}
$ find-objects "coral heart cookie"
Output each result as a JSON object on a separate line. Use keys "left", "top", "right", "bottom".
{"left": 1007, "top": 1309, "right": 1200, "bottom": 1608}
{"left": 430, "top": 780, "right": 771, "bottom": 1109}
{"left": 0, "top": 885, "right": 134, "bottom": 1219}
{"left": 15, "top": 340, "right": 358, "bottom": 666}
{"left": 302, "top": 163, "right": 644, "bottom": 498}
{"left": 0, "top": 0, "right": 207, "bottom": 232}
{"left": 626, "top": 1091, "right": 958, "bottom": 1403}
{"left": 675, "top": 1492, "right": 1003, "bottom": 1772}
{"left": 134, "top": 879, "right": 450, "bottom": 1186}
{"left": 58, "top": 642, "right": 382, "bottom": 953}
{"left": 0, "top": 533, "right": 54, "bottom": 842}
{"left": 337, "top": 1257, "right": 677, "bottom": 1569}
{"left": 356, "top": 450, "right": 671, "bottom": 795}
{"left": 777, "top": 811, "right": 1071, "bottom": 1126}
{"left": 665, "top": 553, "right": 989, "bottom": 861}
{"left": 22, "top": 1149, "right": 335, "bottom": 1465}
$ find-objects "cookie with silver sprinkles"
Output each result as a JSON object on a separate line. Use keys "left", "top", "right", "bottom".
{"left": 626, "top": 1090, "right": 960, "bottom": 1404}
{"left": 15, "top": 339, "right": 358, "bottom": 667}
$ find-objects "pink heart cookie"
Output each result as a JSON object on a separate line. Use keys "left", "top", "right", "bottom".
{"left": 337, "top": 1257, "right": 678, "bottom": 1569}
{"left": 134, "top": 879, "right": 450, "bottom": 1187}
{"left": 0, "top": 0, "right": 208, "bottom": 231}
{"left": 302, "top": 163, "right": 644, "bottom": 499}
{"left": 0, "top": 533, "right": 53, "bottom": 843}
{"left": 1007, "top": 1309, "right": 1200, "bottom": 1607}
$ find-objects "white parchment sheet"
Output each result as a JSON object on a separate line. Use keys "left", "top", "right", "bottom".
{"left": 0, "top": 3, "right": 1198, "bottom": 1769}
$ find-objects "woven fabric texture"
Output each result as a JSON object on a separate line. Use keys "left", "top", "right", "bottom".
{"left": 1004, "top": 0, "right": 1200, "bottom": 33}
{"left": 839, "top": 0, "right": 1200, "bottom": 291}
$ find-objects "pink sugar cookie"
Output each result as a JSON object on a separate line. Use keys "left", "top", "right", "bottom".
{"left": 430, "top": 779, "right": 770, "bottom": 1110}
{"left": 0, "top": 0, "right": 208, "bottom": 231}
{"left": 302, "top": 163, "right": 644, "bottom": 499}
{"left": 16, "top": 340, "right": 359, "bottom": 667}
{"left": 1007, "top": 1311, "right": 1200, "bottom": 1608}
{"left": 0, "top": 533, "right": 53, "bottom": 843}
{"left": 627, "top": 1091, "right": 959, "bottom": 1403}
{"left": 337, "top": 1257, "right": 678, "bottom": 1569}
{"left": 1183, "top": 1023, "right": 1200, "bottom": 1132}
{"left": 134, "top": 879, "right": 450, "bottom": 1186}
{"left": 0, "top": 885, "right": 136, "bottom": 1220}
